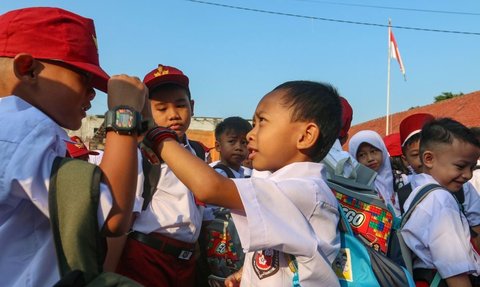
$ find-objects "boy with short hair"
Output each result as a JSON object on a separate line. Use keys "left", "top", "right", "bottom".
{"left": 145, "top": 80, "right": 342, "bottom": 286}
{"left": 116, "top": 64, "right": 205, "bottom": 287}
{"left": 200, "top": 116, "right": 252, "bottom": 285}
{"left": 213, "top": 116, "right": 252, "bottom": 178}
{"left": 0, "top": 7, "right": 146, "bottom": 286}
{"left": 401, "top": 118, "right": 480, "bottom": 286}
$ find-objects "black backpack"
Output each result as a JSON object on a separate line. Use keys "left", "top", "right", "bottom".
{"left": 49, "top": 157, "right": 142, "bottom": 286}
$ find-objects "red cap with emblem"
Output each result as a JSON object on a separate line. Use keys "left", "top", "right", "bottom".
{"left": 67, "top": 136, "right": 99, "bottom": 158}
{"left": 0, "top": 7, "right": 109, "bottom": 92}
{"left": 143, "top": 64, "right": 189, "bottom": 96}
{"left": 383, "top": 133, "right": 402, "bottom": 157}
{"left": 399, "top": 113, "right": 435, "bottom": 146}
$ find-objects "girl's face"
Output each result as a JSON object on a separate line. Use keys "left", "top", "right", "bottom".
{"left": 356, "top": 142, "right": 383, "bottom": 172}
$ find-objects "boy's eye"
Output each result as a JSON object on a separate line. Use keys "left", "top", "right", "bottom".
{"left": 454, "top": 164, "right": 465, "bottom": 170}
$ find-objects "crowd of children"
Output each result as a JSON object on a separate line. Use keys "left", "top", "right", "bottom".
{"left": 0, "top": 6, "right": 479, "bottom": 287}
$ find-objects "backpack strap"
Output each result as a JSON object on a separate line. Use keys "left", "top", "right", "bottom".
{"left": 401, "top": 184, "right": 444, "bottom": 228}
{"left": 213, "top": 163, "right": 236, "bottom": 179}
{"left": 49, "top": 157, "right": 105, "bottom": 283}
{"left": 398, "top": 184, "right": 443, "bottom": 282}
{"left": 397, "top": 183, "right": 412, "bottom": 215}
{"left": 189, "top": 140, "right": 206, "bottom": 161}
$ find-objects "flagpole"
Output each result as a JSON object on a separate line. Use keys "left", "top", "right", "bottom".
{"left": 386, "top": 19, "right": 392, "bottom": 135}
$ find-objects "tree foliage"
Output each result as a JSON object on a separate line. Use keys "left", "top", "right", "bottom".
{"left": 434, "top": 92, "right": 464, "bottom": 103}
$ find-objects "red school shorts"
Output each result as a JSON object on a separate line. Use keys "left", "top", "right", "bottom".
{"left": 116, "top": 233, "right": 197, "bottom": 287}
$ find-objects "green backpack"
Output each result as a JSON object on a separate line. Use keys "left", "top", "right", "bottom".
{"left": 49, "top": 157, "right": 142, "bottom": 287}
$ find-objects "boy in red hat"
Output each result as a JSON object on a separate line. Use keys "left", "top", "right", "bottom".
{"left": 116, "top": 64, "right": 206, "bottom": 287}
{"left": 0, "top": 7, "right": 146, "bottom": 286}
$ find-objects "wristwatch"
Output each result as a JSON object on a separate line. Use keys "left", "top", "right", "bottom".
{"left": 104, "top": 105, "right": 143, "bottom": 135}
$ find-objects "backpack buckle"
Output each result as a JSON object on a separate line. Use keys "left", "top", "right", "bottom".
{"left": 178, "top": 250, "right": 193, "bottom": 260}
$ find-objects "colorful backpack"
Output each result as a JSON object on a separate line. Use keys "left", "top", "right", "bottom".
{"left": 200, "top": 163, "right": 245, "bottom": 286}
{"left": 332, "top": 204, "right": 415, "bottom": 287}
{"left": 325, "top": 159, "right": 398, "bottom": 256}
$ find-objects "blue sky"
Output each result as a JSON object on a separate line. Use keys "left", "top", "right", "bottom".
{"left": 3, "top": 0, "right": 479, "bottom": 125}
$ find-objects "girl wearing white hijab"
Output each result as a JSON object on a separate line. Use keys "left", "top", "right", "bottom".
{"left": 349, "top": 130, "right": 401, "bottom": 216}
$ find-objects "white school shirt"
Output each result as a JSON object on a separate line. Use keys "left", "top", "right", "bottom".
{"left": 231, "top": 162, "right": 341, "bottom": 287}
{"left": 0, "top": 96, "right": 112, "bottom": 287}
{"left": 132, "top": 138, "right": 204, "bottom": 243}
{"left": 407, "top": 174, "right": 480, "bottom": 228}
{"left": 401, "top": 173, "right": 480, "bottom": 278}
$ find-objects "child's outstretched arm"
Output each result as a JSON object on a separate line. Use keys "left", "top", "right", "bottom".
{"left": 149, "top": 131, "right": 244, "bottom": 210}
{"left": 99, "top": 75, "right": 147, "bottom": 236}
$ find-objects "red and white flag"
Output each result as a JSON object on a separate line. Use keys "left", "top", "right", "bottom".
{"left": 389, "top": 29, "right": 406, "bottom": 80}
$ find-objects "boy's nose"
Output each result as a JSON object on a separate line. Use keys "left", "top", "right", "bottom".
{"left": 167, "top": 109, "right": 180, "bottom": 120}
{"left": 463, "top": 168, "right": 473, "bottom": 181}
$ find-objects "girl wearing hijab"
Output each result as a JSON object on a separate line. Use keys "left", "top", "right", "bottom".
{"left": 349, "top": 130, "right": 401, "bottom": 216}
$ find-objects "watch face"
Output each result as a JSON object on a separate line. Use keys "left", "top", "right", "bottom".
{"left": 115, "top": 108, "right": 134, "bottom": 128}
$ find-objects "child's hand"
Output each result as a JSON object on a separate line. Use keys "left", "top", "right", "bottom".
{"left": 224, "top": 267, "right": 242, "bottom": 287}
{"left": 107, "top": 74, "right": 147, "bottom": 112}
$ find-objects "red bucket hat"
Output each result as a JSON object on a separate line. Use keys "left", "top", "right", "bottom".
{"left": 383, "top": 133, "right": 402, "bottom": 157}
{"left": 66, "top": 136, "right": 99, "bottom": 158}
{"left": 0, "top": 7, "right": 109, "bottom": 92}
{"left": 399, "top": 113, "right": 435, "bottom": 146}
{"left": 143, "top": 64, "right": 189, "bottom": 96}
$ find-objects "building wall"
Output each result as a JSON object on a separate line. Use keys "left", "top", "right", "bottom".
{"left": 68, "top": 116, "right": 221, "bottom": 160}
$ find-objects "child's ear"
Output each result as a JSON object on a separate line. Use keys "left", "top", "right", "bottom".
{"left": 297, "top": 122, "right": 320, "bottom": 150}
{"left": 13, "top": 53, "right": 40, "bottom": 82}
{"left": 421, "top": 150, "right": 434, "bottom": 169}
{"left": 215, "top": 140, "right": 221, "bottom": 152}
{"left": 190, "top": 99, "right": 195, "bottom": 116}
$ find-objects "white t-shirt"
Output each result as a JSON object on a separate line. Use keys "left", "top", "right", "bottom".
{"left": 231, "top": 162, "right": 340, "bottom": 287}
{"left": 0, "top": 96, "right": 112, "bottom": 287}
{"left": 132, "top": 138, "right": 204, "bottom": 243}
{"left": 401, "top": 173, "right": 480, "bottom": 278}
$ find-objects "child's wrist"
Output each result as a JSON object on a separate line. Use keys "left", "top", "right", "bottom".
{"left": 143, "top": 126, "right": 179, "bottom": 151}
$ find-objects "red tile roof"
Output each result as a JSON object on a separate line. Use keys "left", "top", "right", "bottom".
{"left": 348, "top": 91, "right": 480, "bottom": 143}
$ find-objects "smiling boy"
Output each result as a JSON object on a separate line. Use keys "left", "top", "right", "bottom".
{"left": 401, "top": 118, "right": 480, "bottom": 287}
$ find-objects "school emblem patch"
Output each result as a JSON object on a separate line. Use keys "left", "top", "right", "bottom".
{"left": 252, "top": 249, "right": 279, "bottom": 279}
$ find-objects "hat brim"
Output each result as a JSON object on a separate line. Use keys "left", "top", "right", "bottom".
{"left": 64, "top": 60, "right": 110, "bottom": 93}
{"left": 145, "top": 74, "right": 189, "bottom": 96}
